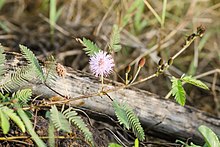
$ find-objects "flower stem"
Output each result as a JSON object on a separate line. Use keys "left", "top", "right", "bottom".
{"left": 130, "top": 66, "right": 141, "bottom": 84}
{"left": 125, "top": 73, "right": 129, "bottom": 85}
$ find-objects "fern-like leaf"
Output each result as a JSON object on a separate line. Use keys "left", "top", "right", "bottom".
{"left": 0, "top": 45, "right": 5, "bottom": 79}
{"left": 11, "top": 66, "right": 31, "bottom": 86}
{"left": 0, "top": 66, "right": 32, "bottom": 93}
{"left": 109, "top": 25, "right": 121, "bottom": 52}
{"left": 112, "top": 100, "right": 130, "bottom": 129}
{"left": 171, "top": 77, "right": 186, "bottom": 106}
{"left": 1, "top": 106, "right": 25, "bottom": 133}
{"left": 181, "top": 75, "right": 209, "bottom": 90}
{"left": 19, "top": 44, "right": 45, "bottom": 82}
{"left": 50, "top": 105, "right": 72, "bottom": 133}
{"left": 124, "top": 104, "right": 145, "bottom": 141}
{"left": 63, "top": 108, "right": 94, "bottom": 146}
{"left": 112, "top": 101, "right": 145, "bottom": 141}
{"left": 13, "top": 89, "right": 32, "bottom": 104}
{"left": 81, "top": 38, "right": 100, "bottom": 56}
{"left": 0, "top": 108, "right": 10, "bottom": 134}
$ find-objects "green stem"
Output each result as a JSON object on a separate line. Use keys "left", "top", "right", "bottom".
{"left": 161, "top": 0, "right": 167, "bottom": 28}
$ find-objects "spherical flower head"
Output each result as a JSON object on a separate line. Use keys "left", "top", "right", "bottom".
{"left": 89, "top": 51, "right": 115, "bottom": 77}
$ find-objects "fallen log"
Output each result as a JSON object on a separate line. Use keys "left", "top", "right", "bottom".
{"left": 5, "top": 53, "right": 220, "bottom": 145}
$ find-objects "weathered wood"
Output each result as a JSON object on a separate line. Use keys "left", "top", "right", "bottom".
{"left": 5, "top": 54, "right": 220, "bottom": 144}
{"left": 32, "top": 70, "right": 220, "bottom": 144}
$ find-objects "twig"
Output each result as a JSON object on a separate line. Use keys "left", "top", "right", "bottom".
{"left": 3, "top": 139, "right": 33, "bottom": 146}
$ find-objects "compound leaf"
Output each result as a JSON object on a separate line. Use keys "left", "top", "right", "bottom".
{"left": 171, "top": 77, "right": 186, "bottom": 106}
{"left": 113, "top": 100, "right": 130, "bottom": 129}
{"left": 81, "top": 38, "right": 100, "bottom": 56}
{"left": 19, "top": 44, "right": 45, "bottom": 82}
{"left": 50, "top": 105, "right": 71, "bottom": 133}
{"left": 109, "top": 25, "right": 121, "bottom": 52}
{"left": 182, "top": 76, "right": 209, "bottom": 90}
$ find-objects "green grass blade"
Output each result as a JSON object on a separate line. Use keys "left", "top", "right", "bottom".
{"left": 15, "top": 104, "right": 46, "bottom": 147}
{"left": 161, "top": 0, "right": 167, "bottom": 28}
{"left": 50, "top": 0, "right": 56, "bottom": 36}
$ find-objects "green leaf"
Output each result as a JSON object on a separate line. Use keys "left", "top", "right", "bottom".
{"left": 112, "top": 100, "right": 130, "bottom": 129}
{"left": 109, "top": 25, "right": 121, "bottom": 52}
{"left": 135, "top": 138, "right": 139, "bottom": 147}
{"left": 113, "top": 101, "right": 145, "bottom": 141}
{"left": 198, "top": 125, "right": 220, "bottom": 147}
{"left": 171, "top": 77, "right": 186, "bottom": 106}
{"left": 182, "top": 76, "right": 209, "bottom": 90}
{"left": 13, "top": 89, "right": 32, "bottom": 104}
{"left": 50, "top": 105, "right": 72, "bottom": 133}
{"left": 108, "top": 143, "right": 123, "bottom": 147}
{"left": 81, "top": 38, "right": 100, "bottom": 56}
{"left": 15, "top": 104, "right": 46, "bottom": 147}
{"left": 63, "top": 108, "right": 93, "bottom": 146}
{"left": 0, "top": 109, "right": 10, "bottom": 134}
{"left": 19, "top": 44, "right": 45, "bottom": 82}
{"left": 124, "top": 104, "right": 145, "bottom": 141}
{"left": 2, "top": 106, "right": 25, "bottom": 133}
{"left": 0, "top": 66, "right": 31, "bottom": 93}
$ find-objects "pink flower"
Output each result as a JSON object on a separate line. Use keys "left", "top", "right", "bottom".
{"left": 89, "top": 51, "right": 114, "bottom": 77}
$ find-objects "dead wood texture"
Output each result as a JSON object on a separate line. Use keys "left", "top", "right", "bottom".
{"left": 5, "top": 55, "right": 220, "bottom": 144}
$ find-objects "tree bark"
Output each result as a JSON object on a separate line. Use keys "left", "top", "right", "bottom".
{"left": 5, "top": 54, "right": 220, "bottom": 145}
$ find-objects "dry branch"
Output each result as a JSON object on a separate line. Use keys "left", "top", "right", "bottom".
{"left": 6, "top": 54, "right": 220, "bottom": 145}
